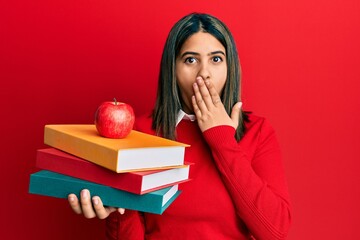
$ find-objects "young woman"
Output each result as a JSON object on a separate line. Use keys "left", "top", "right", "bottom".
{"left": 68, "top": 13, "right": 292, "bottom": 240}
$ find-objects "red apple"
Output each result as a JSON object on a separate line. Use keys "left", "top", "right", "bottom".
{"left": 95, "top": 99, "right": 135, "bottom": 138}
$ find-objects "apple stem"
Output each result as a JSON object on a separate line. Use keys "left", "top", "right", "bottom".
{"left": 113, "top": 98, "right": 117, "bottom": 105}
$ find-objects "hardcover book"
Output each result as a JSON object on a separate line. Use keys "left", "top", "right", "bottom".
{"left": 36, "top": 148, "right": 191, "bottom": 194}
{"left": 29, "top": 170, "right": 180, "bottom": 215}
{"left": 44, "top": 124, "right": 189, "bottom": 173}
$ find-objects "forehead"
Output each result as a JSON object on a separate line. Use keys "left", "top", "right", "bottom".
{"left": 179, "top": 32, "right": 225, "bottom": 54}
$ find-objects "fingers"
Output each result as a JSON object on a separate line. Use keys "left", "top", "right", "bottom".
{"left": 192, "top": 79, "right": 207, "bottom": 114}
{"left": 230, "top": 102, "right": 242, "bottom": 129}
{"left": 69, "top": 190, "right": 121, "bottom": 219}
{"left": 92, "top": 196, "right": 118, "bottom": 219}
{"left": 192, "top": 77, "right": 221, "bottom": 113}
{"left": 203, "top": 78, "right": 222, "bottom": 106}
{"left": 118, "top": 208, "right": 126, "bottom": 215}
{"left": 80, "top": 189, "right": 97, "bottom": 218}
{"left": 192, "top": 76, "right": 241, "bottom": 132}
{"left": 68, "top": 193, "right": 82, "bottom": 214}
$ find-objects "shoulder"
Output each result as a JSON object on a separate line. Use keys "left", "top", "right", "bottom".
{"left": 240, "top": 112, "right": 279, "bottom": 154}
{"left": 243, "top": 112, "right": 275, "bottom": 135}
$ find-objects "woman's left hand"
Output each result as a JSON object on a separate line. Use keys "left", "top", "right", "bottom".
{"left": 192, "top": 76, "right": 242, "bottom": 132}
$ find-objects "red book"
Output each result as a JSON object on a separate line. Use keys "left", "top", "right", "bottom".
{"left": 36, "top": 148, "right": 191, "bottom": 195}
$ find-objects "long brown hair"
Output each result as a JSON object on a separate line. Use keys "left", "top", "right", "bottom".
{"left": 152, "top": 13, "right": 247, "bottom": 141}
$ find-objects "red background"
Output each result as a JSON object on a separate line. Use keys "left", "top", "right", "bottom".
{"left": 1, "top": 0, "right": 360, "bottom": 239}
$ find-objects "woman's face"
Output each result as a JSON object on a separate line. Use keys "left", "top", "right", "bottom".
{"left": 176, "top": 32, "right": 227, "bottom": 114}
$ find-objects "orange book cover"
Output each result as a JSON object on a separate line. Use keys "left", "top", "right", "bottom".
{"left": 44, "top": 124, "right": 189, "bottom": 173}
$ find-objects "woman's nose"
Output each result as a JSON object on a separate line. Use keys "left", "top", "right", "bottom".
{"left": 197, "top": 63, "right": 211, "bottom": 80}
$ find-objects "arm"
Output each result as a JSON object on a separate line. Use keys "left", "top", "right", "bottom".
{"left": 203, "top": 122, "right": 291, "bottom": 240}
{"left": 192, "top": 77, "right": 291, "bottom": 239}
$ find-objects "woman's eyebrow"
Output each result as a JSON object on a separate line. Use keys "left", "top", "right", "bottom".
{"left": 209, "top": 50, "right": 226, "bottom": 56}
{"left": 180, "top": 51, "right": 200, "bottom": 58}
{"left": 180, "top": 50, "right": 226, "bottom": 58}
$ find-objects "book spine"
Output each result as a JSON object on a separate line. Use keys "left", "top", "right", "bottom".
{"left": 44, "top": 127, "right": 119, "bottom": 172}
{"left": 29, "top": 170, "right": 179, "bottom": 214}
{"left": 36, "top": 149, "right": 143, "bottom": 194}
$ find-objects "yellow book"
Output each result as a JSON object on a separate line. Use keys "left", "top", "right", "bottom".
{"left": 44, "top": 124, "right": 189, "bottom": 173}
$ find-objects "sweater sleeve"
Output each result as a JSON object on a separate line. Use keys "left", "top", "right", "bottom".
{"left": 105, "top": 210, "right": 145, "bottom": 240}
{"left": 202, "top": 119, "right": 292, "bottom": 240}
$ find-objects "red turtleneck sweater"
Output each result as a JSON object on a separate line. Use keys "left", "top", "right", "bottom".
{"left": 105, "top": 113, "right": 291, "bottom": 240}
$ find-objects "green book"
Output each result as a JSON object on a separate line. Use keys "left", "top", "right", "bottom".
{"left": 29, "top": 170, "right": 180, "bottom": 214}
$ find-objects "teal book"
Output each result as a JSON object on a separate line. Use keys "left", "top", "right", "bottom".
{"left": 29, "top": 170, "right": 180, "bottom": 214}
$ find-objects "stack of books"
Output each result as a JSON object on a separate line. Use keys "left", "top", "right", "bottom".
{"left": 29, "top": 124, "right": 191, "bottom": 214}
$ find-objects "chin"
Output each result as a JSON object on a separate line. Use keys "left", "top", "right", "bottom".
{"left": 181, "top": 102, "right": 193, "bottom": 114}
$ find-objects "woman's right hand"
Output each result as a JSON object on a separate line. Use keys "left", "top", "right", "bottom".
{"left": 68, "top": 189, "right": 125, "bottom": 219}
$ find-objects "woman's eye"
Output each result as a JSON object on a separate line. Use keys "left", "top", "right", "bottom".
{"left": 213, "top": 56, "right": 223, "bottom": 63}
{"left": 184, "top": 57, "right": 197, "bottom": 64}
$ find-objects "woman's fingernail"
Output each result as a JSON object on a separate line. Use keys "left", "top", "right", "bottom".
{"left": 118, "top": 208, "right": 125, "bottom": 215}
{"left": 93, "top": 197, "right": 99, "bottom": 205}
{"left": 81, "top": 190, "right": 88, "bottom": 199}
